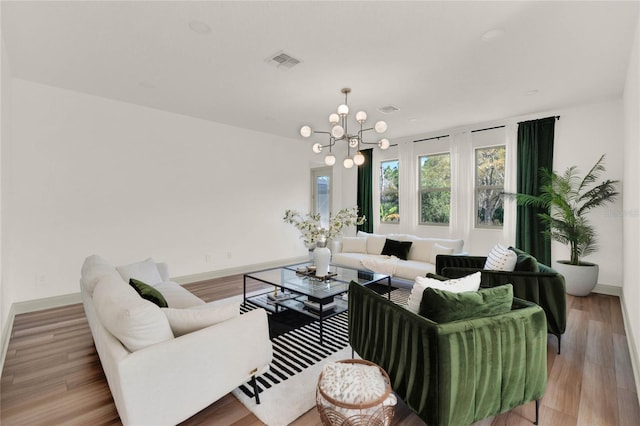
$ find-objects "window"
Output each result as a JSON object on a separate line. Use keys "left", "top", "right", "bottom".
{"left": 311, "top": 168, "right": 331, "bottom": 228}
{"left": 419, "top": 153, "right": 451, "bottom": 225}
{"left": 380, "top": 160, "right": 399, "bottom": 223}
{"left": 475, "top": 146, "right": 505, "bottom": 227}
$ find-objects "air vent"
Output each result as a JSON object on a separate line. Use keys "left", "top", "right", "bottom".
{"left": 266, "top": 51, "right": 301, "bottom": 69}
{"left": 378, "top": 105, "right": 400, "bottom": 114}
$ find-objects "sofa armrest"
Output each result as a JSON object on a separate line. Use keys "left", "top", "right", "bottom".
{"left": 435, "top": 255, "right": 486, "bottom": 274}
{"left": 116, "top": 308, "right": 272, "bottom": 426}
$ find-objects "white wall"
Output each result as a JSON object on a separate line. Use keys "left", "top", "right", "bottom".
{"left": 622, "top": 9, "right": 640, "bottom": 395}
{"left": 337, "top": 98, "right": 625, "bottom": 288}
{"left": 5, "top": 79, "right": 311, "bottom": 304}
{"left": 1, "top": 35, "right": 12, "bottom": 346}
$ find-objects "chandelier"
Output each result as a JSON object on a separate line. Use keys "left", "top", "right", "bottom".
{"left": 300, "top": 88, "right": 390, "bottom": 168}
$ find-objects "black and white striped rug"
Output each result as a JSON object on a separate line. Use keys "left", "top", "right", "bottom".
{"left": 231, "top": 287, "right": 409, "bottom": 426}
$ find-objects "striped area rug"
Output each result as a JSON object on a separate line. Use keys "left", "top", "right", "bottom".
{"left": 232, "top": 287, "right": 409, "bottom": 426}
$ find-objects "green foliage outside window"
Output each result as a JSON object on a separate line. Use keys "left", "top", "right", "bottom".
{"left": 419, "top": 154, "right": 451, "bottom": 224}
{"left": 380, "top": 160, "right": 399, "bottom": 223}
{"left": 476, "top": 146, "right": 506, "bottom": 227}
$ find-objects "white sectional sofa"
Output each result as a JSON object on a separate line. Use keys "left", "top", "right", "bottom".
{"left": 332, "top": 231, "right": 464, "bottom": 282}
{"left": 80, "top": 255, "right": 272, "bottom": 426}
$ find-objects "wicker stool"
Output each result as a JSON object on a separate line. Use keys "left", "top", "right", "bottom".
{"left": 316, "top": 359, "right": 396, "bottom": 426}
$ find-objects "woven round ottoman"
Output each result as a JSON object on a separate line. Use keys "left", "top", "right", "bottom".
{"left": 316, "top": 359, "right": 396, "bottom": 426}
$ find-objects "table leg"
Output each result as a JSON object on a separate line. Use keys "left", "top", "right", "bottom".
{"left": 387, "top": 276, "right": 391, "bottom": 300}
{"left": 243, "top": 275, "right": 247, "bottom": 307}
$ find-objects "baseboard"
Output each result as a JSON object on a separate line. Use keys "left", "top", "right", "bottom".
{"left": 593, "top": 283, "right": 622, "bottom": 296}
{"left": 172, "top": 256, "right": 308, "bottom": 285}
{"left": 620, "top": 291, "right": 640, "bottom": 399}
{"left": 0, "top": 304, "right": 16, "bottom": 379}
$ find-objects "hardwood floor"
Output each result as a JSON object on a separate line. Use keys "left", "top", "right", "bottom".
{"left": 1, "top": 275, "right": 639, "bottom": 425}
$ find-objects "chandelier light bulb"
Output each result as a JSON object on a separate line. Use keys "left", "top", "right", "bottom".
{"left": 312, "top": 143, "right": 323, "bottom": 153}
{"left": 378, "top": 138, "right": 390, "bottom": 150}
{"left": 338, "top": 104, "right": 349, "bottom": 116}
{"left": 354, "top": 151, "right": 365, "bottom": 166}
{"left": 300, "top": 125, "right": 312, "bottom": 138}
{"left": 355, "top": 111, "right": 367, "bottom": 123}
{"left": 349, "top": 137, "right": 359, "bottom": 148}
{"left": 374, "top": 121, "right": 388, "bottom": 134}
{"left": 329, "top": 113, "right": 340, "bottom": 125}
{"left": 324, "top": 153, "right": 336, "bottom": 166}
{"left": 331, "top": 125, "right": 345, "bottom": 138}
{"left": 343, "top": 158, "right": 354, "bottom": 169}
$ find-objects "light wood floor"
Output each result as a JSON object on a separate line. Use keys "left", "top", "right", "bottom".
{"left": 2, "top": 275, "right": 639, "bottom": 425}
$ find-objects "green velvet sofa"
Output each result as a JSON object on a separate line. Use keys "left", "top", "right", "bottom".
{"left": 348, "top": 282, "right": 547, "bottom": 426}
{"left": 435, "top": 251, "right": 566, "bottom": 353}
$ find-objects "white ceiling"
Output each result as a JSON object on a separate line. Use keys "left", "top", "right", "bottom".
{"left": 2, "top": 1, "right": 638, "bottom": 141}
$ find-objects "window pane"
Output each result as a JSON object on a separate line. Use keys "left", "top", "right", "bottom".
{"left": 475, "top": 146, "right": 505, "bottom": 227}
{"left": 315, "top": 175, "right": 330, "bottom": 228}
{"left": 380, "top": 160, "right": 399, "bottom": 223}
{"left": 419, "top": 154, "right": 450, "bottom": 225}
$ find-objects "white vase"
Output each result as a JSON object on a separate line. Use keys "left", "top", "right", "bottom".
{"left": 314, "top": 241, "right": 331, "bottom": 278}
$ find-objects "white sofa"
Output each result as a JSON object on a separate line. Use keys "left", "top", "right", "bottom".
{"left": 332, "top": 231, "right": 464, "bottom": 282}
{"left": 80, "top": 255, "right": 272, "bottom": 426}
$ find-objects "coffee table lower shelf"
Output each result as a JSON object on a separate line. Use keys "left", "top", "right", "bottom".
{"left": 245, "top": 292, "right": 348, "bottom": 344}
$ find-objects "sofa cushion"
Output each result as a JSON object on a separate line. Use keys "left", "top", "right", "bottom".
{"left": 341, "top": 237, "right": 368, "bottom": 254}
{"left": 509, "top": 247, "right": 540, "bottom": 272}
{"left": 408, "top": 238, "right": 432, "bottom": 262}
{"left": 381, "top": 239, "right": 413, "bottom": 260}
{"left": 81, "top": 255, "right": 121, "bottom": 296}
{"left": 162, "top": 301, "right": 240, "bottom": 336}
{"left": 154, "top": 281, "right": 206, "bottom": 308}
{"left": 129, "top": 278, "right": 169, "bottom": 308}
{"left": 484, "top": 244, "right": 517, "bottom": 271}
{"left": 117, "top": 258, "right": 164, "bottom": 286}
{"left": 419, "top": 284, "right": 514, "bottom": 323}
{"left": 430, "top": 243, "right": 454, "bottom": 264}
{"left": 407, "top": 272, "right": 481, "bottom": 314}
{"left": 93, "top": 275, "right": 174, "bottom": 352}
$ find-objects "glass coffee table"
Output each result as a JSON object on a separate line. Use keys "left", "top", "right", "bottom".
{"left": 243, "top": 262, "right": 391, "bottom": 344}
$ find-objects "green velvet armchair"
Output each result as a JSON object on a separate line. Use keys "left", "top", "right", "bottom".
{"left": 435, "top": 250, "right": 566, "bottom": 353}
{"left": 348, "top": 282, "right": 547, "bottom": 426}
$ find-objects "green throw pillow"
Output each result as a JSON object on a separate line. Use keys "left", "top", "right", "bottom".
{"left": 419, "top": 284, "right": 513, "bottom": 323}
{"left": 381, "top": 238, "right": 413, "bottom": 260}
{"left": 509, "top": 247, "right": 540, "bottom": 272}
{"left": 129, "top": 278, "right": 169, "bottom": 308}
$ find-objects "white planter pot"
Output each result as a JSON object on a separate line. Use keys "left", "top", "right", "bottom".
{"left": 553, "top": 261, "right": 599, "bottom": 297}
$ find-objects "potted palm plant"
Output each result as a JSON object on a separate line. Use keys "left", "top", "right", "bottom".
{"left": 516, "top": 154, "right": 619, "bottom": 296}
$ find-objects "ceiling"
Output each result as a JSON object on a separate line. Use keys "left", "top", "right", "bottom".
{"left": 2, "top": 1, "right": 638, "bottom": 141}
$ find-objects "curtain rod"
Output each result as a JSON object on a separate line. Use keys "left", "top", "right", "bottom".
{"left": 517, "top": 115, "right": 560, "bottom": 125}
{"left": 471, "top": 125, "right": 505, "bottom": 133}
{"left": 413, "top": 134, "right": 449, "bottom": 143}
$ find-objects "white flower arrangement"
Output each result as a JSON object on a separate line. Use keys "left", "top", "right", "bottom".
{"left": 283, "top": 207, "right": 365, "bottom": 246}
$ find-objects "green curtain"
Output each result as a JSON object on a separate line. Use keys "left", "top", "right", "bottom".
{"left": 357, "top": 149, "right": 373, "bottom": 233}
{"left": 516, "top": 117, "right": 556, "bottom": 265}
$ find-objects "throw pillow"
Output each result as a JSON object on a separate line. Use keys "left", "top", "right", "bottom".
{"left": 407, "top": 272, "right": 481, "bottom": 314}
{"left": 117, "top": 258, "right": 164, "bottom": 286}
{"left": 419, "top": 284, "right": 514, "bottom": 323}
{"left": 154, "top": 281, "right": 206, "bottom": 308}
{"left": 341, "top": 237, "right": 368, "bottom": 254}
{"left": 429, "top": 243, "right": 454, "bottom": 264}
{"left": 509, "top": 246, "right": 540, "bottom": 272}
{"left": 381, "top": 239, "right": 413, "bottom": 260}
{"left": 366, "top": 235, "right": 387, "bottom": 255}
{"left": 484, "top": 244, "right": 518, "bottom": 271}
{"left": 92, "top": 275, "right": 174, "bottom": 352}
{"left": 129, "top": 278, "right": 169, "bottom": 308}
{"left": 162, "top": 301, "right": 240, "bottom": 336}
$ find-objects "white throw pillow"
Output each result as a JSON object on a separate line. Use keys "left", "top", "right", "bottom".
{"left": 81, "top": 255, "right": 120, "bottom": 295}
{"left": 162, "top": 301, "right": 240, "bottom": 336}
{"left": 366, "top": 235, "right": 387, "bottom": 255}
{"left": 407, "top": 272, "right": 481, "bottom": 314}
{"left": 408, "top": 238, "right": 432, "bottom": 262}
{"left": 430, "top": 243, "right": 454, "bottom": 264}
{"left": 154, "top": 281, "right": 206, "bottom": 308}
{"left": 117, "top": 258, "right": 163, "bottom": 286}
{"left": 484, "top": 244, "right": 518, "bottom": 271}
{"left": 92, "top": 275, "right": 174, "bottom": 351}
{"left": 341, "top": 237, "right": 368, "bottom": 254}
